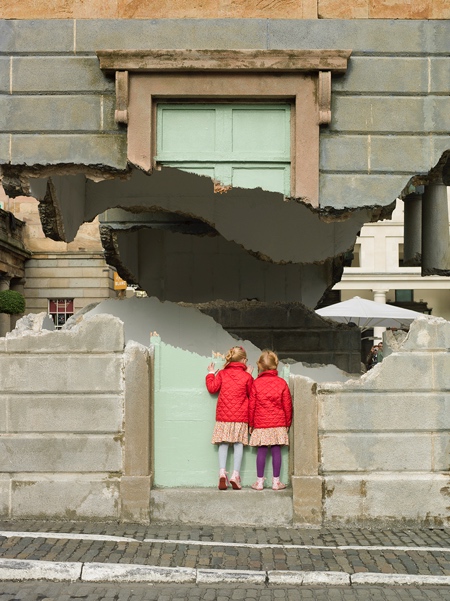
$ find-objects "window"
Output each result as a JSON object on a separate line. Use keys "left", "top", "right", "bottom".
{"left": 48, "top": 299, "right": 74, "bottom": 329}
{"left": 97, "top": 48, "right": 351, "bottom": 207}
{"left": 395, "top": 290, "right": 413, "bottom": 303}
{"left": 156, "top": 103, "right": 291, "bottom": 195}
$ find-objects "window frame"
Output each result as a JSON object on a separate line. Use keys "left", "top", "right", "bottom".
{"left": 97, "top": 49, "right": 352, "bottom": 208}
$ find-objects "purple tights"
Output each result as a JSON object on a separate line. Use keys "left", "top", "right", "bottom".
{"left": 256, "top": 445, "right": 282, "bottom": 478}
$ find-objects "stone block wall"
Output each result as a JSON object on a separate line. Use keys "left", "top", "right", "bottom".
{"left": 317, "top": 316, "right": 450, "bottom": 526}
{"left": 0, "top": 19, "right": 449, "bottom": 210}
{"left": 0, "top": 313, "right": 153, "bottom": 520}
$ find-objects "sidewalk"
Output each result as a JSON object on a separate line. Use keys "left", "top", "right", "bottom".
{"left": 0, "top": 520, "right": 449, "bottom": 586}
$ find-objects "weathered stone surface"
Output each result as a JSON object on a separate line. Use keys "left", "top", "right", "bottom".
{"left": 123, "top": 341, "right": 151, "bottom": 477}
{"left": 0, "top": 96, "right": 102, "bottom": 132}
{"left": 7, "top": 395, "right": 123, "bottom": 433}
{"left": 319, "top": 174, "right": 407, "bottom": 209}
{"left": 12, "top": 57, "right": 114, "bottom": 93}
{"left": 82, "top": 562, "right": 196, "bottom": 583}
{"left": 11, "top": 134, "right": 127, "bottom": 168}
{"left": 400, "top": 315, "right": 450, "bottom": 351}
{"left": 150, "top": 488, "right": 293, "bottom": 526}
{"left": 320, "top": 392, "right": 450, "bottom": 432}
{"left": 0, "top": 436, "right": 121, "bottom": 472}
{"left": 197, "top": 569, "right": 265, "bottom": 584}
{"left": 0, "top": 135, "right": 9, "bottom": 163}
{"left": 0, "top": 20, "right": 74, "bottom": 53}
{"left": 370, "top": 136, "right": 433, "bottom": 173}
{"left": 0, "top": 476, "right": 10, "bottom": 518}
{"left": 76, "top": 19, "right": 268, "bottom": 52}
{"left": 6, "top": 314, "right": 124, "bottom": 353}
{"left": 11, "top": 476, "right": 120, "bottom": 519}
{"left": 292, "top": 476, "right": 323, "bottom": 525}
{"left": 0, "top": 557, "right": 82, "bottom": 582}
{"left": 320, "top": 135, "right": 368, "bottom": 172}
{"left": 333, "top": 57, "right": 428, "bottom": 94}
{"left": 0, "top": 58, "right": 9, "bottom": 94}
{"left": 321, "top": 433, "right": 432, "bottom": 472}
{"left": 324, "top": 474, "right": 450, "bottom": 526}
{"left": 361, "top": 352, "right": 435, "bottom": 390}
{"left": 120, "top": 476, "right": 152, "bottom": 523}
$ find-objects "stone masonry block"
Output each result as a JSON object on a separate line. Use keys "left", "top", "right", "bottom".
{"left": 292, "top": 476, "right": 323, "bottom": 526}
{"left": 320, "top": 393, "right": 450, "bottom": 432}
{"left": 12, "top": 475, "right": 120, "bottom": 519}
{"left": 6, "top": 314, "right": 124, "bottom": 353}
{"left": 401, "top": 316, "right": 450, "bottom": 351}
{"left": 432, "top": 136, "right": 450, "bottom": 167}
{"left": 433, "top": 353, "right": 450, "bottom": 391}
{"left": 427, "top": 21, "right": 450, "bottom": 54}
{"left": 319, "top": 173, "right": 407, "bottom": 209}
{"left": 123, "top": 341, "right": 151, "bottom": 477}
{"left": 324, "top": 475, "right": 365, "bottom": 521}
{"left": 332, "top": 97, "right": 429, "bottom": 134}
{"left": 291, "top": 376, "right": 318, "bottom": 476}
{"left": 120, "top": 476, "right": 152, "bottom": 523}
{"left": 0, "top": 58, "right": 9, "bottom": 93}
{"left": 321, "top": 433, "right": 432, "bottom": 472}
{"left": 0, "top": 96, "right": 101, "bottom": 132}
{"left": 11, "top": 134, "right": 127, "bottom": 169}
{"left": 102, "top": 95, "right": 120, "bottom": 131}
{"left": 432, "top": 433, "right": 450, "bottom": 472}
{"left": 0, "top": 20, "right": 74, "bottom": 53}
{"left": 0, "top": 476, "right": 10, "bottom": 518}
{"left": 7, "top": 395, "right": 123, "bottom": 433}
{"left": 0, "top": 399, "right": 7, "bottom": 433}
{"left": 0, "top": 355, "right": 122, "bottom": 393}
{"left": 0, "top": 436, "right": 121, "bottom": 472}
{"left": 320, "top": 135, "right": 368, "bottom": 172}
{"left": 430, "top": 58, "right": 450, "bottom": 93}
{"left": 370, "top": 136, "right": 432, "bottom": 173}
{"left": 430, "top": 97, "right": 450, "bottom": 132}
{"left": 12, "top": 57, "right": 114, "bottom": 94}
{"left": 76, "top": 19, "right": 268, "bottom": 52}
{"left": 267, "top": 19, "right": 428, "bottom": 54}
{"left": 324, "top": 474, "right": 450, "bottom": 526}
{"left": 0, "top": 135, "right": 10, "bottom": 164}
{"left": 333, "top": 57, "right": 428, "bottom": 94}
{"left": 362, "top": 353, "right": 434, "bottom": 391}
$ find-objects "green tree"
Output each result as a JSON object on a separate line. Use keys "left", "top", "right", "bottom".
{"left": 0, "top": 290, "right": 26, "bottom": 315}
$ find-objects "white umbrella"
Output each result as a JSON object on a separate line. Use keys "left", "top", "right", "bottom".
{"left": 315, "top": 296, "right": 423, "bottom": 331}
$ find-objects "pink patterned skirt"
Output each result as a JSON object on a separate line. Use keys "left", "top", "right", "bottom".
{"left": 249, "top": 427, "right": 289, "bottom": 447}
{"left": 211, "top": 421, "right": 249, "bottom": 445}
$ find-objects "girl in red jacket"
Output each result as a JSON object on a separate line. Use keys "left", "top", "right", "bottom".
{"left": 249, "top": 350, "right": 292, "bottom": 490}
{"left": 206, "top": 346, "right": 253, "bottom": 490}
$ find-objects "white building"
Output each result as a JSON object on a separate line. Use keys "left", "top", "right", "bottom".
{"left": 336, "top": 194, "right": 450, "bottom": 341}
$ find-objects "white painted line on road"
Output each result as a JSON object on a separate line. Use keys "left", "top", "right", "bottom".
{"left": 143, "top": 537, "right": 450, "bottom": 554}
{"left": 81, "top": 562, "right": 196, "bottom": 583}
{"left": 197, "top": 568, "right": 266, "bottom": 584}
{"left": 0, "top": 530, "right": 136, "bottom": 543}
{"left": 0, "top": 558, "right": 82, "bottom": 581}
{"left": 1, "top": 530, "right": 450, "bottom": 556}
{"left": 351, "top": 572, "right": 450, "bottom": 586}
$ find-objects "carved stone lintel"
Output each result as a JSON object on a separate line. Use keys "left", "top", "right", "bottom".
{"left": 98, "top": 49, "right": 352, "bottom": 74}
{"left": 318, "top": 71, "right": 331, "bottom": 125}
{"left": 115, "top": 71, "right": 129, "bottom": 124}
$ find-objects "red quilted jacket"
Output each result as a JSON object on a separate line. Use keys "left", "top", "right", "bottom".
{"left": 249, "top": 370, "right": 293, "bottom": 429}
{"left": 205, "top": 362, "right": 253, "bottom": 422}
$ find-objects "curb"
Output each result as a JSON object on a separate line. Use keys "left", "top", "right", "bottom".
{"left": 0, "top": 558, "right": 450, "bottom": 586}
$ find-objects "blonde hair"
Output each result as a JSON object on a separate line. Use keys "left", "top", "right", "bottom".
{"left": 257, "top": 350, "right": 279, "bottom": 372}
{"left": 224, "top": 346, "right": 247, "bottom": 367}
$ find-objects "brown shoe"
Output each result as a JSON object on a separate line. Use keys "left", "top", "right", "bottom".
{"left": 218, "top": 469, "right": 228, "bottom": 490}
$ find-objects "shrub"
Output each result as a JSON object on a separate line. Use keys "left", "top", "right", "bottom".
{"left": 0, "top": 290, "right": 26, "bottom": 315}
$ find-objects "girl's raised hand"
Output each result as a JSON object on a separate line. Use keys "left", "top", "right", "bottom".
{"left": 207, "top": 362, "right": 215, "bottom": 373}
{"left": 246, "top": 364, "right": 254, "bottom": 374}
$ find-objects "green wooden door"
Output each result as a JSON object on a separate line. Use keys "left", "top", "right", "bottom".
{"left": 156, "top": 103, "right": 291, "bottom": 195}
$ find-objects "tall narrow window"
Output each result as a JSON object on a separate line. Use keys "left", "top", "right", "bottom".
{"left": 48, "top": 299, "right": 74, "bottom": 329}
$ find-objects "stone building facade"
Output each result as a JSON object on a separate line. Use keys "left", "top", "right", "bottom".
{"left": 0, "top": 3, "right": 449, "bottom": 524}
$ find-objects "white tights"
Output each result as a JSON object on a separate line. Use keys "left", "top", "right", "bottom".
{"left": 218, "top": 442, "right": 243, "bottom": 472}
